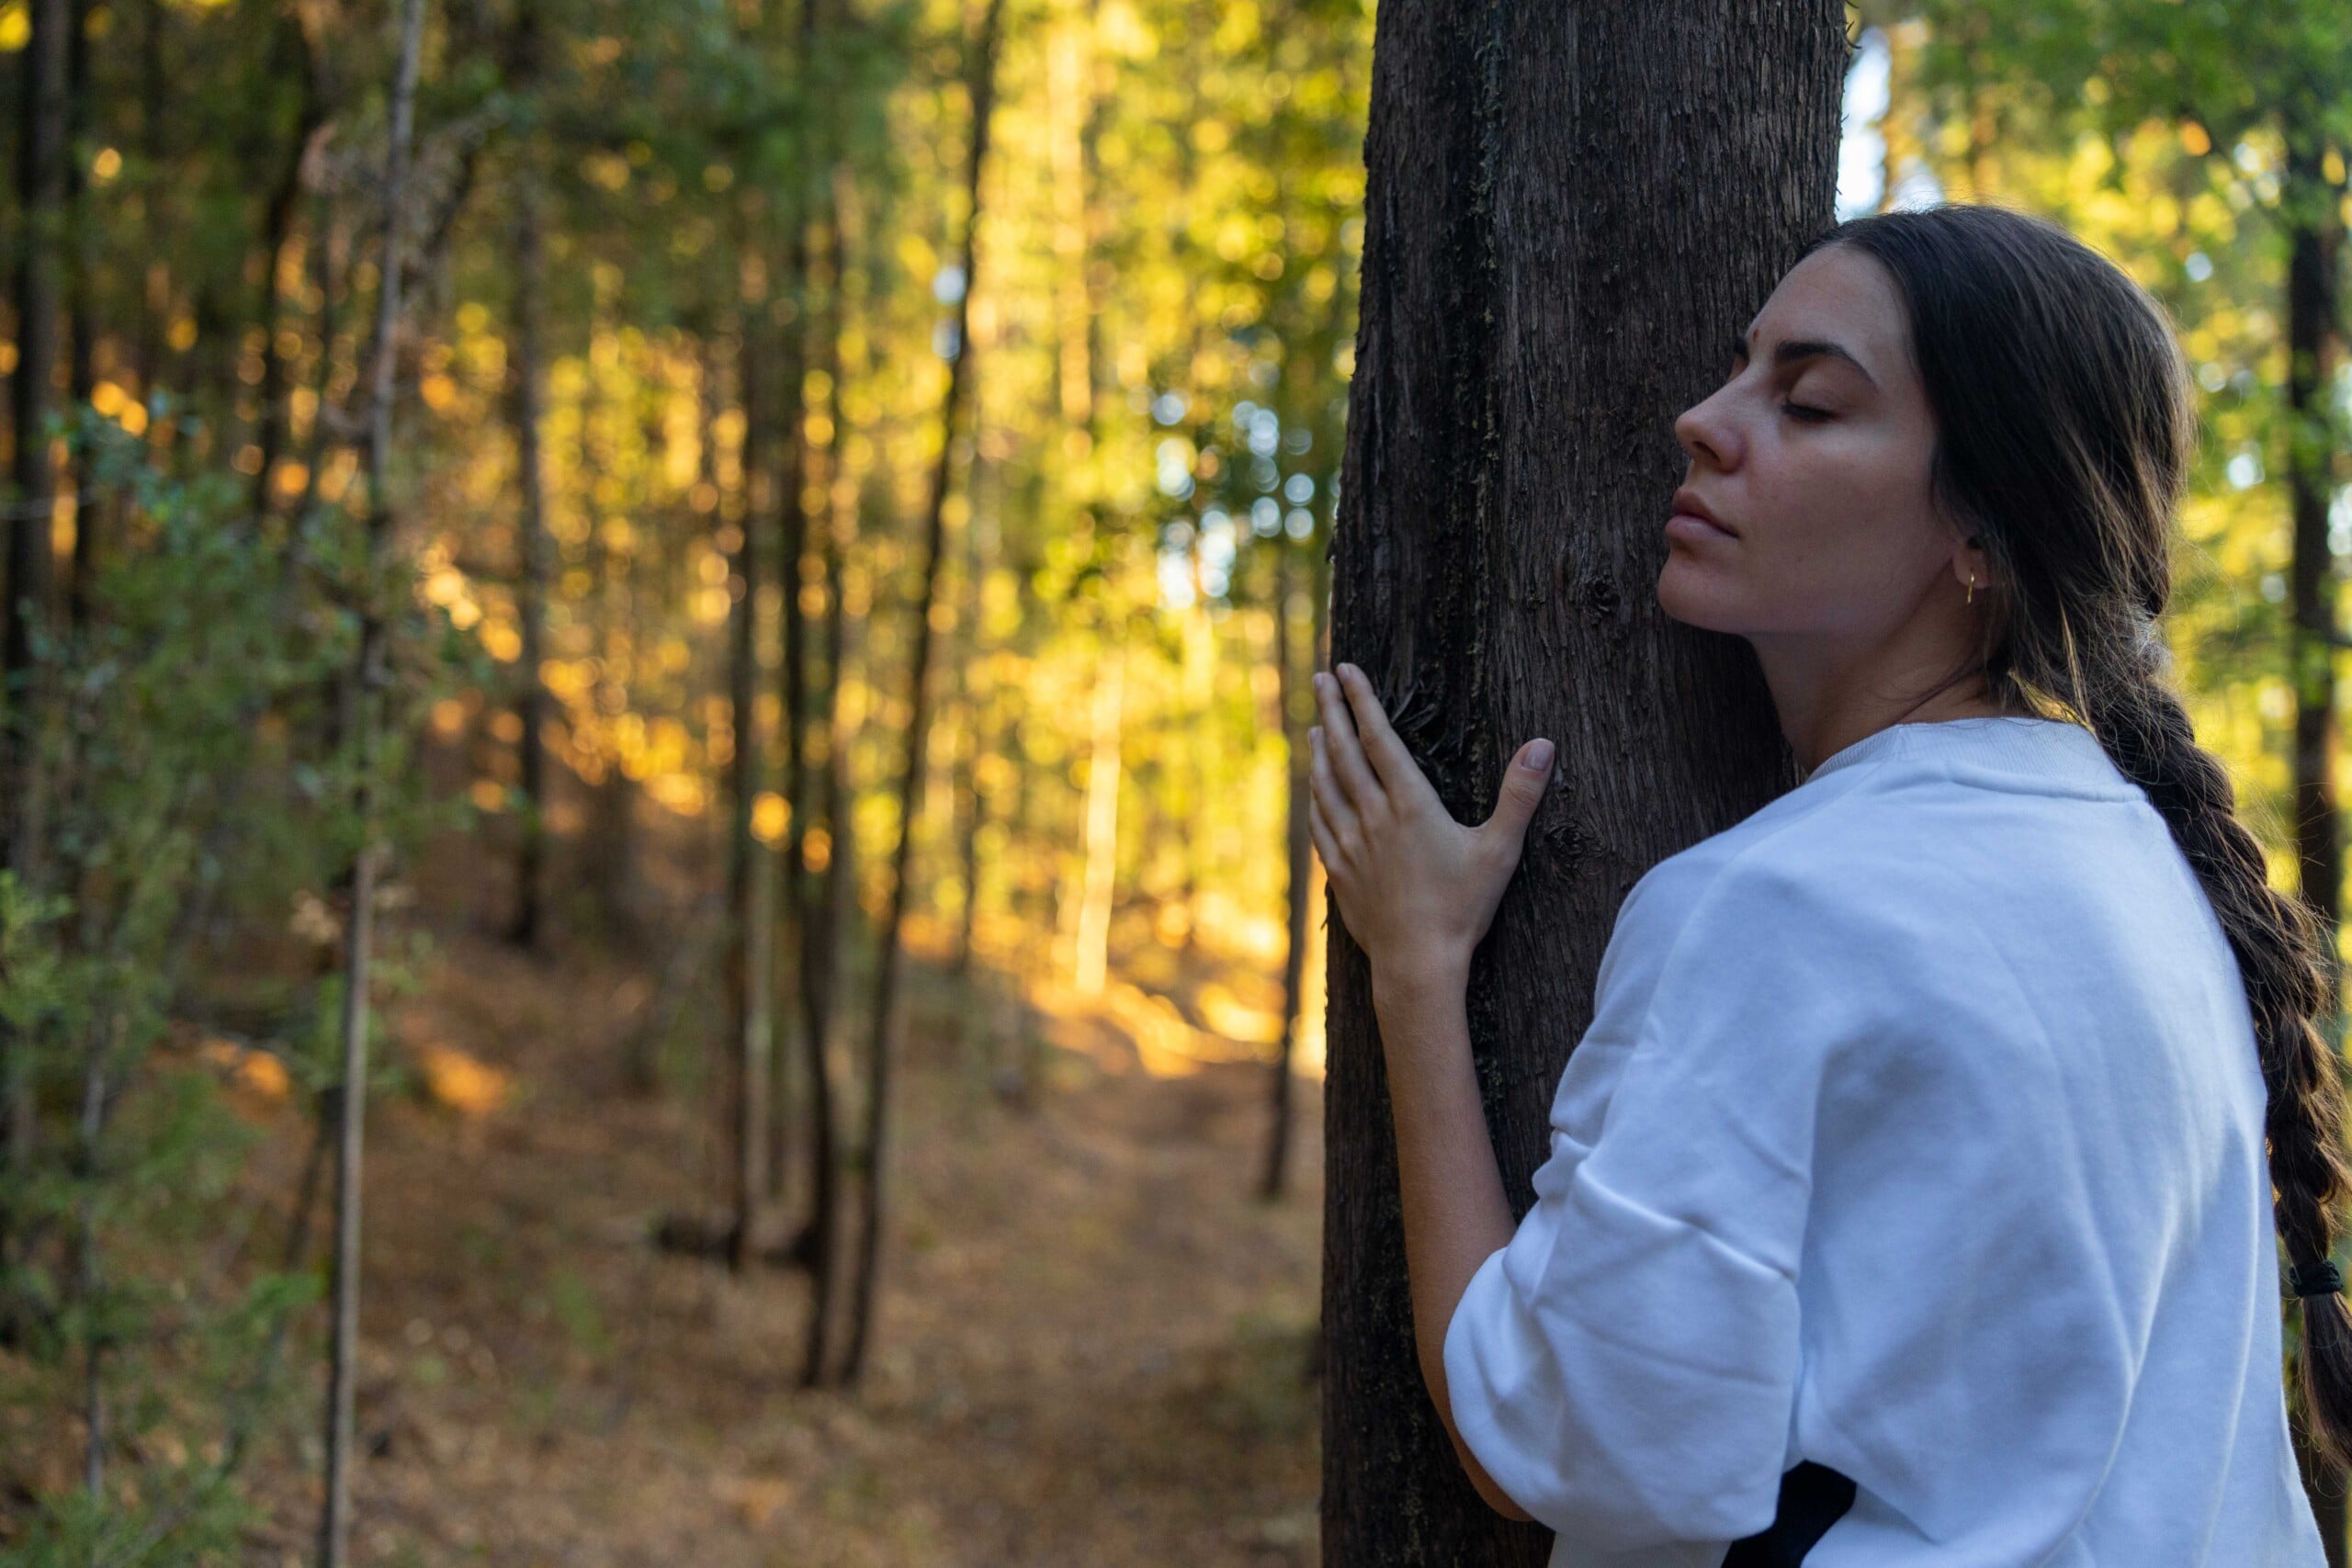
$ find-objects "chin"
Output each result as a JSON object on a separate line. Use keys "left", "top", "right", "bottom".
{"left": 1654, "top": 554, "right": 1748, "bottom": 634}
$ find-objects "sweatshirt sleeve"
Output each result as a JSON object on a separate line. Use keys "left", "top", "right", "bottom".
{"left": 1442, "top": 853, "right": 1884, "bottom": 1551}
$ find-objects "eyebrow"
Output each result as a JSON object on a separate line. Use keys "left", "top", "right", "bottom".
{"left": 1733, "top": 333, "right": 1879, "bottom": 389}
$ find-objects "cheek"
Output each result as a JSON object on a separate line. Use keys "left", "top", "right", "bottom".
{"left": 1748, "top": 435, "right": 1937, "bottom": 598}
{"left": 1657, "top": 414, "right": 1943, "bottom": 633}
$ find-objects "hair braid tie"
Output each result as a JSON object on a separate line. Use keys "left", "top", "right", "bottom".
{"left": 2291, "top": 1259, "right": 2346, "bottom": 1300}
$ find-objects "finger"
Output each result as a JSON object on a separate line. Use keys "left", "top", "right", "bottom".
{"left": 1481, "top": 738, "right": 1555, "bottom": 851}
{"left": 1334, "top": 663, "right": 1432, "bottom": 805}
{"left": 1307, "top": 725, "right": 1360, "bottom": 842}
{"left": 1308, "top": 793, "right": 1341, "bottom": 873}
{"left": 1312, "top": 670, "right": 1385, "bottom": 817}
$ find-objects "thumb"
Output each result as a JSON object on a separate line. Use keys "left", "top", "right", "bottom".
{"left": 1482, "top": 738, "right": 1555, "bottom": 848}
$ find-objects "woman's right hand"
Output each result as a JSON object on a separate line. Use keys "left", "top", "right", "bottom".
{"left": 1306, "top": 663, "right": 1555, "bottom": 995}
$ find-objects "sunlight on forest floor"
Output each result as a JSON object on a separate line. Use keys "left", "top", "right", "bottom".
{"left": 900, "top": 866, "right": 1330, "bottom": 1085}
{"left": 217, "top": 921, "right": 1324, "bottom": 1566}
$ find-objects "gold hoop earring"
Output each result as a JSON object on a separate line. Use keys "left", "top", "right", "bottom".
{"left": 1966, "top": 574, "right": 1976, "bottom": 607}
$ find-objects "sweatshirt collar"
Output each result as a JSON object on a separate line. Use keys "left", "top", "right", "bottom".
{"left": 1803, "top": 715, "right": 2120, "bottom": 793}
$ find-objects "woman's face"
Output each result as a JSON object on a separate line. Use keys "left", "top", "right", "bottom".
{"left": 1657, "top": 244, "right": 1978, "bottom": 643}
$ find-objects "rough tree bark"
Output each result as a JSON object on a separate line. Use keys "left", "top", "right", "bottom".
{"left": 835, "top": 0, "right": 1004, "bottom": 1387}
{"left": 2284, "top": 127, "right": 2347, "bottom": 1568}
{"left": 1320, "top": 6, "right": 1846, "bottom": 1562}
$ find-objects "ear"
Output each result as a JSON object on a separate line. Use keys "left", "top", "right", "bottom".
{"left": 1952, "top": 530, "right": 1992, "bottom": 595}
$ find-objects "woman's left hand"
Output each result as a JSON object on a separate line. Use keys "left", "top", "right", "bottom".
{"left": 1307, "top": 663, "right": 1555, "bottom": 992}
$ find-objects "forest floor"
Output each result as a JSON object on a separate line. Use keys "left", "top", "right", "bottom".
{"left": 226, "top": 912, "right": 1327, "bottom": 1567}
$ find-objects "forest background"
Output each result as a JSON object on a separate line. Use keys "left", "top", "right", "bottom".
{"left": 4, "top": 0, "right": 2351, "bottom": 1563}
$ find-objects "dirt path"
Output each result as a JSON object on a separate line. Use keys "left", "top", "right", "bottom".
{"left": 242, "top": 934, "right": 1324, "bottom": 1566}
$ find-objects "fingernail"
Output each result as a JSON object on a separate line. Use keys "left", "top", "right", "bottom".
{"left": 1339, "top": 662, "right": 1360, "bottom": 681}
{"left": 1525, "top": 739, "right": 1555, "bottom": 772}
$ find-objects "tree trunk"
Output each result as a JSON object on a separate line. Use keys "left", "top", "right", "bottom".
{"left": 131, "top": 0, "right": 166, "bottom": 403}
{"left": 2284, "top": 130, "right": 2346, "bottom": 1568}
{"left": 1, "top": 0, "right": 71, "bottom": 1290}
{"left": 721, "top": 330, "right": 772, "bottom": 1273}
{"left": 797, "top": 160, "right": 853, "bottom": 1387}
{"left": 252, "top": 16, "right": 323, "bottom": 523}
{"left": 75, "top": 1039, "right": 105, "bottom": 1496}
{"left": 1261, "top": 542, "right": 1310, "bottom": 1201}
{"left": 835, "top": 0, "right": 1004, "bottom": 1387}
{"left": 63, "top": 0, "right": 97, "bottom": 632}
{"left": 579, "top": 341, "right": 641, "bottom": 947}
{"left": 767, "top": 28, "right": 814, "bottom": 1203}
{"left": 507, "top": 170, "right": 552, "bottom": 952}
{"left": 1320, "top": 6, "right": 1845, "bottom": 1562}
{"left": 952, "top": 492, "right": 987, "bottom": 976}
{"left": 1069, "top": 634, "right": 1124, "bottom": 996}
{"left": 6, "top": 0, "right": 68, "bottom": 878}
{"left": 320, "top": 0, "right": 427, "bottom": 1561}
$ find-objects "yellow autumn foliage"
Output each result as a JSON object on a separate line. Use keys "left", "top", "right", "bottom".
{"left": 413, "top": 1043, "right": 514, "bottom": 1118}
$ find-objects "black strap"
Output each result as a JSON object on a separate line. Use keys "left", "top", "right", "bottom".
{"left": 1721, "top": 1461, "right": 1857, "bottom": 1567}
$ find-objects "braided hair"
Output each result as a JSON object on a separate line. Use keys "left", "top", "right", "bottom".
{"left": 1815, "top": 204, "right": 2352, "bottom": 1467}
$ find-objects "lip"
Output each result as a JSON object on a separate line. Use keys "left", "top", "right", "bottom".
{"left": 1668, "top": 488, "right": 1738, "bottom": 539}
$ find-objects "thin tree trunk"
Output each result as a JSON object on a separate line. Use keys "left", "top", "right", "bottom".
{"left": 253, "top": 16, "right": 323, "bottom": 521}
{"left": 797, "top": 163, "right": 852, "bottom": 1387}
{"left": 76, "top": 1036, "right": 105, "bottom": 1497}
{"left": 131, "top": 0, "right": 166, "bottom": 402}
{"left": 64, "top": 0, "right": 96, "bottom": 630}
{"left": 292, "top": 204, "right": 347, "bottom": 533}
{"left": 2285, "top": 130, "right": 2347, "bottom": 1568}
{"left": 952, "top": 493, "right": 986, "bottom": 976}
{"left": 57, "top": 24, "right": 104, "bottom": 1410}
{"left": 575, "top": 348, "right": 641, "bottom": 945}
{"left": 954, "top": 715, "right": 983, "bottom": 974}
{"left": 1007, "top": 569, "right": 1040, "bottom": 934}
{"left": 767, "top": 11, "right": 815, "bottom": 1201}
{"left": 1261, "top": 542, "right": 1309, "bottom": 1201}
{"left": 1, "top": 0, "right": 72, "bottom": 1284}
{"left": 6, "top": 0, "right": 67, "bottom": 877}
{"left": 835, "top": 0, "right": 1003, "bottom": 1387}
{"left": 320, "top": 0, "right": 426, "bottom": 1559}
{"left": 1069, "top": 638, "right": 1124, "bottom": 998}
{"left": 722, "top": 327, "right": 772, "bottom": 1271}
{"left": 778, "top": 413, "right": 812, "bottom": 1187}
{"left": 507, "top": 165, "right": 552, "bottom": 951}
{"left": 1320, "top": 5, "right": 1843, "bottom": 1560}
{"left": 1173, "top": 583, "right": 1210, "bottom": 953}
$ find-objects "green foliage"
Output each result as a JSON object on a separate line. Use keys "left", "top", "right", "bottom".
{"left": 0, "top": 411, "right": 448, "bottom": 1555}
{"left": 1860, "top": 1, "right": 2352, "bottom": 887}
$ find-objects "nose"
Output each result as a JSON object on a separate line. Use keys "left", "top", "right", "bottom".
{"left": 1673, "top": 382, "right": 1742, "bottom": 474}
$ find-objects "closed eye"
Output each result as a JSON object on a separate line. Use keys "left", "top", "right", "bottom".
{"left": 1781, "top": 401, "right": 1833, "bottom": 423}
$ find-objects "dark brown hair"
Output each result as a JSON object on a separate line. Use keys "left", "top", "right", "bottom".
{"left": 1814, "top": 203, "right": 2352, "bottom": 1465}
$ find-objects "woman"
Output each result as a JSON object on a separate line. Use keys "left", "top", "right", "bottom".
{"left": 1306, "top": 204, "right": 2346, "bottom": 1564}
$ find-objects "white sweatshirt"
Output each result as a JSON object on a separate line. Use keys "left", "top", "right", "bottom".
{"left": 1442, "top": 715, "right": 2327, "bottom": 1566}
